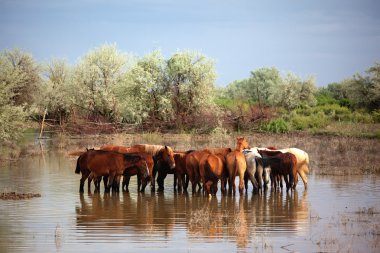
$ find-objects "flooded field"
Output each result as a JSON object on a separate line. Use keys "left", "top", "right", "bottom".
{"left": 0, "top": 133, "right": 379, "bottom": 252}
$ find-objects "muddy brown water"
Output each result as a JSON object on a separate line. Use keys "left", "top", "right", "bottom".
{"left": 0, "top": 135, "right": 379, "bottom": 252}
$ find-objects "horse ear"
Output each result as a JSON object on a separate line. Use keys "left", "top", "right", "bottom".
{"left": 165, "top": 145, "right": 168, "bottom": 150}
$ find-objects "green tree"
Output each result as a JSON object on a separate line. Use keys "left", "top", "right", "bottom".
{"left": 117, "top": 50, "right": 171, "bottom": 124}
{"left": 0, "top": 49, "right": 41, "bottom": 141}
{"left": 38, "top": 59, "right": 73, "bottom": 125}
{"left": 269, "top": 73, "right": 317, "bottom": 110}
{"left": 166, "top": 50, "right": 216, "bottom": 127}
{"left": 248, "top": 67, "right": 282, "bottom": 106}
{"left": 74, "top": 44, "right": 127, "bottom": 122}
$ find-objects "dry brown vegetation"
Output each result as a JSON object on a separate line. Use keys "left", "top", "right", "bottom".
{"left": 1, "top": 191, "right": 41, "bottom": 200}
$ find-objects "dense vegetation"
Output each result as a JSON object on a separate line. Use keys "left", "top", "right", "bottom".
{"left": 1, "top": 45, "right": 379, "bottom": 142}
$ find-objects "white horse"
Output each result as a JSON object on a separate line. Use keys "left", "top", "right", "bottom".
{"left": 243, "top": 148, "right": 270, "bottom": 192}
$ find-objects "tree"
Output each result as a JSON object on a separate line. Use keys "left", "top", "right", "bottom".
{"left": 117, "top": 50, "right": 171, "bottom": 124}
{"left": 166, "top": 51, "right": 216, "bottom": 127}
{"left": 343, "top": 63, "right": 380, "bottom": 110}
{"left": 38, "top": 59, "right": 73, "bottom": 125}
{"left": 0, "top": 49, "right": 39, "bottom": 141}
{"left": 74, "top": 44, "right": 127, "bottom": 122}
{"left": 248, "top": 67, "right": 282, "bottom": 106}
{"left": 299, "top": 76, "right": 317, "bottom": 107}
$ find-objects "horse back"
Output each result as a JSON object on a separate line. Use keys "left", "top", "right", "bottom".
{"left": 204, "top": 147, "right": 232, "bottom": 156}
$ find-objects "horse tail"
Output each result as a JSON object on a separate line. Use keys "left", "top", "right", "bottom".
{"left": 205, "top": 158, "right": 216, "bottom": 181}
{"left": 75, "top": 156, "right": 81, "bottom": 174}
{"left": 304, "top": 152, "right": 310, "bottom": 174}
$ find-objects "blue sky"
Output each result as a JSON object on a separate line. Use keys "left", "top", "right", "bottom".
{"left": 1, "top": 0, "right": 380, "bottom": 86}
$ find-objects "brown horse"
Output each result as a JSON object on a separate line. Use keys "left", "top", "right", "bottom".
{"left": 185, "top": 148, "right": 230, "bottom": 193}
{"left": 155, "top": 151, "right": 192, "bottom": 192}
{"left": 199, "top": 153, "right": 228, "bottom": 196}
{"left": 98, "top": 145, "right": 154, "bottom": 192}
{"left": 99, "top": 144, "right": 176, "bottom": 191}
{"left": 226, "top": 137, "right": 250, "bottom": 195}
{"left": 258, "top": 150, "right": 298, "bottom": 191}
{"left": 75, "top": 149, "right": 149, "bottom": 193}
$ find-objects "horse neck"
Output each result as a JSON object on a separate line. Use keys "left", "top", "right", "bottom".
{"left": 235, "top": 144, "right": 245, "bottom": 152}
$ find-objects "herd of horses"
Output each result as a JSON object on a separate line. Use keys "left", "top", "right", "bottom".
{"left": 72, "top": 137, "right": 310, "bottom": 196}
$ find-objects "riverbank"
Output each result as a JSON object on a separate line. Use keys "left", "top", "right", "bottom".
{"left": 1, "top": 131, "right": 379, "bottom": 176}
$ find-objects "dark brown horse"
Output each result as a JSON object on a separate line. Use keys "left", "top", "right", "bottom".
{"left": 199, "top": 153, "right": 228, "bottom": 196}
{"left": 155, "top": 151, "right": 192, "bottom": 192}
{"left": 99, "top": 144, "right": 176, "bottom": 191}
{"left": 75, "top": 149, "right": 149, "bottom": 193}
{"left": 258, "top": 150, "right": 297, "bottom": 191}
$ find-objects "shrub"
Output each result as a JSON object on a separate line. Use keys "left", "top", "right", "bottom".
{"left": 372, "top": 109, "right": 380, "bottom": 123}
{"left": 261, "top": 118, "right": 289, "bottom": 133}
{"left": 290, "top": 111, "right": 329, "bottom": 130}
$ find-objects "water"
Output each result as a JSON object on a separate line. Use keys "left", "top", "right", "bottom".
{"left": 0, "top": 138, "right": 379, "bottom": 252}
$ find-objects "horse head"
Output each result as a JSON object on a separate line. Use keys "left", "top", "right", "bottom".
{"left": 236, "top": 137, "right": 250, "bottom": 151}
{"left": 157, "top": 146, "right": 176, "bottom": 169}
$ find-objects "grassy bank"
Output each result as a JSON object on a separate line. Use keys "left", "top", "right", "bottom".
{"left": 1, "top": 131, "right": 379, "bottom": 176}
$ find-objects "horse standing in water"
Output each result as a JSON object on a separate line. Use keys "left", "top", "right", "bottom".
{"left": 258, "top": 149, "right": 298, "bottom": 191}
{"left": 258, "top": 147, "right": 310, "bottom": 189}
{"left": 199, "top": 153, "right": 228, "bottom": 196}
{"left": 185, "top": 148, "right": 231, "bottom": 193}
{"left": 75, "top": 149, "right": 149, "bottom": 193}
{"left": 155, "top": 151, "right": 193, "bottom": 192}
{"left": 226, "top": 137, "right": 250, "bottom": 195}
{"left": 99, "top": 144, "right": 176, "bottom": 191}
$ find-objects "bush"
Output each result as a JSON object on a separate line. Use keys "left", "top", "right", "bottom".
{"left": 373, "top": 109, "right": 380, "bottom": 123}
{"left": 261, "top": 118, "right": 289, "bottom": 133}
{"left": 290, "top": 111, "right": 329, "bottom": 130}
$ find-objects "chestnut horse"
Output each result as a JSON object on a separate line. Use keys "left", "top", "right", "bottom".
{"left": 75, "top": 149, "right": 149, "bottom": 193}
{"left": 185, "top": 148, "right": 231, "bottom": 193}
{"left": 99, "top": 144, "right": 176, "bottom": 191}
{"left": 226, "top": 137, "right": 250, "bottom": 195}
{"left": 199, "top": 153, "right": 227, "bottom": 196}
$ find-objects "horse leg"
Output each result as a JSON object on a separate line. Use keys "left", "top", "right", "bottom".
{"left": 116, "top": 175, "right": 122, "bottom": 193}
{"left": 173, "top": 174, "right": 177, "bottom": 191}
{"left": 105, "top": 173, "right": 115, "bottom": 193}
{"left": 284, "top": 174, "right": 290, "bottom": 192}
{"left": 177, "top": 174, "right": 184, "bottom": 193}
{"left": 298, "top": 169, "right": 308, "bottom": 189}
{"left": 122, "top": 175, "right": 130, "bottom": 192}
{"left": 244, "top": 173, "right": 249, "bottom": 192}
{"left": 87, "top": 172, "right": 94, "bottom": 192}
{"left": 93, "top": 176, "right": 100, "bottom": 193}
{"left": 221, "top": 177, "right": 226, "bottom": 195}
{"left": 157, "top": 171, "right": 166, "bottom": 192}
{"left": 248, "top": 171, "right": 258, "bottom": 193}
{"left": 79, "top": 171, "right": 90, "bottom": 193}
{"left": 184, "top": 174, "right": 189, "bottom": 192}
{"left": 238, "top": 172, "right": 245, "bottom": 195}
{"left": 151, "top": 166, "right": 157, "bottom": 192}
{"left": 205, "top": 180, "right": 213, "bottom": 196}
{"left": 229, "top": 175, "right": 235, "bottom": 195}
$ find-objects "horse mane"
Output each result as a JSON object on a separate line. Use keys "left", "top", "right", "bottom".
{"left": 141, "top": 144, "right": 165, "bottom": 156}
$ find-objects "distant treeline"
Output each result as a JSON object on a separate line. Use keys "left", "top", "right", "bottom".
{"left": 0, "top": 44, "right": 379, "bottom": 141}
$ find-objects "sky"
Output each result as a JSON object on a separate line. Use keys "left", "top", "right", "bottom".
{"left": 1, "top": 0, "right": 380, "bottom": 87}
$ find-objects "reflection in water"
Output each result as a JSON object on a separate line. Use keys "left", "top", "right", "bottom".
{"left": 75, "top": 189, "right": 309, "bottom": 249}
